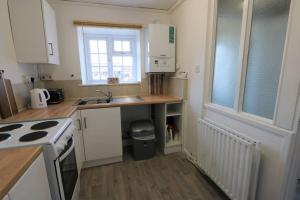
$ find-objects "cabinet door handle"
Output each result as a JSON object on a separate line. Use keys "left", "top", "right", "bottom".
{"left": 77, "top": 119, "right": 82, "bottom": 131}
{"left": 48, "top": 43, "right": 54, "bottom": 56}
{"left": 83, "top": 117, "right": 87, "bottom": 129}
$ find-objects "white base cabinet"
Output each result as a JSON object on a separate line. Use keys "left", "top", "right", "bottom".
{"left": 8, "top": 154, "right": 51, "bottom": 200}
{"left": 81, "top": 107, "right": 123, "bottom": 163}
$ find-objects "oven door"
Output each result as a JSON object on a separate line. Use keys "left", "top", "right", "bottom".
{"left": 55, "top": 137, "right": 78, "bottom": 200}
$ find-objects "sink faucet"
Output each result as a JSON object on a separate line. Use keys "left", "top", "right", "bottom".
{"left": 96, "top": 90, "right": 113, "bottom": 99}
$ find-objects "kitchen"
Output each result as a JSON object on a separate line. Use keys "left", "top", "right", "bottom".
{"left": 0, "top": 0, "right": 299, "bottom": 200}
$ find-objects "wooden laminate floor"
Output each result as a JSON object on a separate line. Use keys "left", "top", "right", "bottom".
{"left": 79, "top": 153, "right": 229, "bottom": 200}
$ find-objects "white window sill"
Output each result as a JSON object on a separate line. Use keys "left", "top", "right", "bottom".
{"left": 204, "top": 103, "right": 295, "bottom": 137}
{"left": 79, "top": 82, "right": 141, "bottom": 87}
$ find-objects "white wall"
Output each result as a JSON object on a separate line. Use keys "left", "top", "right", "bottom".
{"left": 0, "top": 0, "right": 36, "bottom": 84}
{"left": 171, "top": 0, "right": 300, "bottom": 199}
{"left": 170, "top": 0, "right": 209, "bottom": 157}
{"left": 38, "top": 0, "right": 170, "bottom": 80}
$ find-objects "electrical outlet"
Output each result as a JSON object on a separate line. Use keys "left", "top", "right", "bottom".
{"left": 39, "top": 73, "right": 53, "bottom": 81}
{"left": 22, "top": 75, "right": 31, "bottom": 85}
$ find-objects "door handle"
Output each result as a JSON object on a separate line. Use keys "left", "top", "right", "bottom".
{"left": 77, "top": 119, "right": 82, "bottom": 131}
{"left": 83, "top": 117, "right": 87, "bottom": 129}
{"left": 48, "top": 43, "right": 54, "bottom": 56}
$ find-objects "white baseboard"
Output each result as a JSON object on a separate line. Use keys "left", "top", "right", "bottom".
{"left": 83, "top": 156, "right": 123, "bottom": 168}
{"left": 164, "top": 145, "right": 182, "bottom": 154}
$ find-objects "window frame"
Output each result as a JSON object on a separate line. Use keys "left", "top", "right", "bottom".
{"left": 82, "top": 31, "right": 140, "bottom": 85}
{"left": 205, "top": 0, "right": 291, "bottom": 124}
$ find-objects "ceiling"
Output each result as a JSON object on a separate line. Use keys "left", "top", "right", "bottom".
{"left": 61, "top": 0, "right": 180, "bottom": 10}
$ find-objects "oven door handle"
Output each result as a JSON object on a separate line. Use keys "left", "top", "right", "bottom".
{"left": 59, "top": 138, "right": 75, "bottom": 162}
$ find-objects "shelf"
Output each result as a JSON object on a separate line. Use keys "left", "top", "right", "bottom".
{"left": 166, "top": 112, "right": 182, "bottom": 117}
{"left": 166, "top": 140, "right": 181, "bottom": 147}
{"left": 166, "top": 103, "right": 182, "bottom": 116}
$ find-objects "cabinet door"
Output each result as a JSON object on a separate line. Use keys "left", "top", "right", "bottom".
{"left": 42, "top": 0, "right": 60, "bottom": 64}
{"left": 9, "top": 154, "right": 51, "bottom": 200}
{"left": 81, "top": 108, "right": 123, "bottom": 161}
{"left": 8, "top": 0, "right": 48, "bottom": 63}
{"left": 71, "top": 111, "right": 85, "bottom": 173}
{"left": 2, "top": 195, "right": 10, "bottom": 200}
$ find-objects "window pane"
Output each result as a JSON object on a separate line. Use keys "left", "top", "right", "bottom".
{"left": 243, "top": 0, "right": 290, "bottom": 119}
{"left": 113, "top": 56, "right": 122, "bottom": 66}
{"left": 90, "top": 54, "right": 99, "bottom": 66}
{"left": 211, "top": 0, "right": 244, "bottom": 108}
{"left": 113, "top": 67, "right": 122, "bottom": 78}
{"left": 123, "top": 56, "right": 133, "bottom": 66}
{"left": 100, "top": 67, "right": 108, "bottom": 80}
{"left": 123, "top": 67, "right": 134, "bottom": 81}
{"left": 89, "top": 40, "right": 98, "bottom": 53}
{"left": 122, "top": 41, "right": 131, "bottom": 52}
{"left": 98, "top": 40, "right": 107, "bottom": 53}
{"left": 99, "top": 54, "right": 108, "bottom": 66}
{"left": 92, "top": 67, "right": 100, "bottom": 80}
{"left": 114, "top": 41, "right": 122, "bottom": 52}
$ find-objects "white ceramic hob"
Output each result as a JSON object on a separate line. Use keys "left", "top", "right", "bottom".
{"left": 0, "top": 118, "right": 72, "bottom": 149}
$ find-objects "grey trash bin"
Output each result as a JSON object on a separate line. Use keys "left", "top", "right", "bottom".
{"left": 130, "top": 120, "right": 156, "bottom": 160}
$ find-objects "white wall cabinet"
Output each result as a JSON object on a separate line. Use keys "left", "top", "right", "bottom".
{"left": 71, "top": 111, "right": 85, "bottom": 173}
{"left": 8, "top": 154, "right": 51, "bottom": 200}
{"left": 81, "top": 108, "right": 123, "bottom": 164}
{"left": 8, "top": 0, "right": 60, "bottom": 64}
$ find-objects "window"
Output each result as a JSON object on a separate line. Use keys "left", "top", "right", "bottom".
{"left": 78, "top": 27, "right": 141, "bottom": 85}
{"left": 211, "top": 0, "right": 244, "bottom": 108}
{"left": 210, "top": 0, "right": 291, "bottom": 120}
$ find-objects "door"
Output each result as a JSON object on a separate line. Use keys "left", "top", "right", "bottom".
{"left": 42, "top": 0, "right": 60, "bottom": 64}
{"left": 71, "top": 111, "right": 85, "bottom": 173}
{"left": 9, "top": 154, "right": 51, "bottom": 200}
{"left": 81, "top": 107, "right": 123, "bottom": 161}
{"left": 57, "top": 137, "right": 78, "bottom": 200}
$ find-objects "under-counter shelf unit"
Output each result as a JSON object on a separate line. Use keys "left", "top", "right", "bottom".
{"left": 154, "top": 102, "right": 183, "bottom": 154}
{"left": 8, "top": 0, "right": 60, "bottom": 64}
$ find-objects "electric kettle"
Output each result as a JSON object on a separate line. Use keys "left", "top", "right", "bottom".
{"left": 30, "top": 88, "right": 50, "bottom": 109}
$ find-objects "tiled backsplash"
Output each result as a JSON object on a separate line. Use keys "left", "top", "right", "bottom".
{"left": 10, "top": 77, "right": 187, "bottom": 112}
{"left": 42, "top": 78, "right": 150, "bottom": 99}
{"left": 41, "top": 77, "right": 188, "bottom": 100}
{"left": 12, "top": 81, "right": 44, "bottom": 111}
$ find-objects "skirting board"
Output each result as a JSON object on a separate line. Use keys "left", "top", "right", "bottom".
{"left": 83, "top": 156, "right": 123, "bottom": 168}
{"left": 164, "top": 145, "right": 182, "bottom": 154}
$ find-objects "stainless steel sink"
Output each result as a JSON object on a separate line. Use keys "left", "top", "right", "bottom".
{"left": 74, "top": 97, "right": 111, "bottom": 106}
{"left": 112, "top": 96, "right": 144, "bottom": 103}
{"left": 74, "top": 96, "right": 144, "bottom": 106}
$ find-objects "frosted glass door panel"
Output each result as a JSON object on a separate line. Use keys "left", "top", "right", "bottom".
{"left": 243, "top": 0, "right": 291, "bottom": 119}
{"left": 212, "top": 0, "right": 244, "bottom": 108}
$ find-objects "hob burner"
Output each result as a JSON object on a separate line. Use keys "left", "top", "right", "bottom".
{"left": 0, "top": 133, "right": 11, "bottom": 142}
{"left": 19, "top": 131, "right": 48, "bottom": 142}
{"left": 31, "top": 121, "right": 59, "bottom": 130}
{"left": 0, "top": 124, "right": 23, "bottom": 132}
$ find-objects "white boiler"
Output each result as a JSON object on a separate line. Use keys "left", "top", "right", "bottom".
{"left": 145, "top": 24, "right": 176, "bottom": 73}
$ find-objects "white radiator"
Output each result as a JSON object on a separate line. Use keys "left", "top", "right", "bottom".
{"left": 197, "top": 119, "right": 261, "bottom": 200}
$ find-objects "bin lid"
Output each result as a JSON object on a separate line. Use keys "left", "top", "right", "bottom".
{"left": 130, "top": 120, "right": 155, "bottom": 133}
{"left": 132, "top": 135, "right": 156, "bottom": 141}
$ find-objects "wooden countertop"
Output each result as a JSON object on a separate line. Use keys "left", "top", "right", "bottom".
{"left": 76, "top": 95, "right": 182, "bottom": 110}
{"left": 0, "top": 146, "right": 42, "bottom": 199}
{"left": 1, "top": 101, "right": 77, "bottom": 124}
{"left": 1, "top": 95, "right": 182, "bottom": 123}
